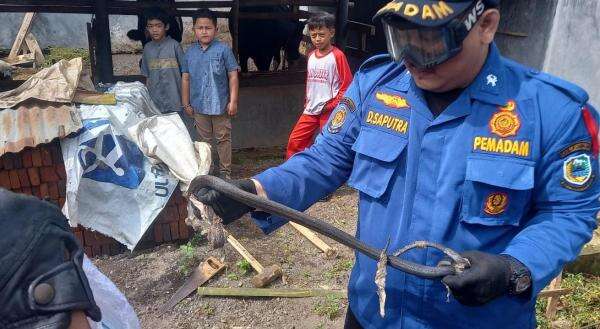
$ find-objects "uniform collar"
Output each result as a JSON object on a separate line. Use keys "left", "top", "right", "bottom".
{"left": 467, "top": 43, "right": 509, "bottom": 106}
{"left": 198, "top": 39, "right": 217, "bottom": 52}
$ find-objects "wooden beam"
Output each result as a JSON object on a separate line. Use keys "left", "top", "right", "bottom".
{"left": 289, "top": 222, "right": 338, "bottom": 258}
{"left": 538, "top": 288, "right": 571, "bottom": 299}
{"left": 231, "top": 0, "right": 240, "bottom": 57}
{"left": 24, "top": 33, "right": 44, "bottom": 66}
{"left": 336, "top": 0, "right": 349, "bottom": 50}
{"left": 545, "top": 272, "right": 564, "bottom": 320}
{"left": 197, "top": 287, "right": 347, "bottom": 298}
{"left": 86, "top": 22, "right": 97, "bottom": 84}
{"left": 93, "top": 0, "right": 114, "bottom": 83}
{"left": 8, "top": 12, "right": 35, "bottom": 60}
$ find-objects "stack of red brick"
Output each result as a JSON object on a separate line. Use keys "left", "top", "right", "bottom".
{"left": 0, "top": 139, "right": 193, "bottom": 257}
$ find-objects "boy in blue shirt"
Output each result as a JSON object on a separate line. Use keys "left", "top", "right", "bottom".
{"left": 140, "top": 8, "right": 185, "bottom": 114}
{"left": 182, "top": 9, "right": 240, "bottom": 179}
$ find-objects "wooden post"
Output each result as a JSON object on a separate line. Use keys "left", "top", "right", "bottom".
{"left": 93, "top": 0, "right": 114, "bottom": 83}
{"left": 8, "top": 12, "right": 36, "bottom": 60}
{"left": 86, "top": 22, "right": 97, "bottom": 84}
{"left": 231, "top": 0, "right": 240, "bottom": 60}
{"left": 335, "top": 0, "right": 349, "bottom": 50}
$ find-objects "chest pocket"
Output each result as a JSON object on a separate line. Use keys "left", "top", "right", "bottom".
{"left": 210, "top": 56, "right": 224, "bottom": 74}
{"left": 348, "top": 127, "right": 407, "bottom": 198}
{"left": 460, "top": 157, "right": 534, "bottom": 226}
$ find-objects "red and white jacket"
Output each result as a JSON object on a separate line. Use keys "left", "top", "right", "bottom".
{"left": 303, "top": 46, "right": 352, "bottom": 115}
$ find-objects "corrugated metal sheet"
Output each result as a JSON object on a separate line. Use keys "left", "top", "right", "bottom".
{"left": 0, "top": 100, "right": 82, "bottom": 156}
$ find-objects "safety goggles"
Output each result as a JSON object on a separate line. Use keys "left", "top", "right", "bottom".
{"left": 381, "top": 4, "right": 483, "bottom": 68}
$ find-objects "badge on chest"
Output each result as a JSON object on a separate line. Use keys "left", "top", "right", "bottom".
{"left": 471, "top": 100, "right": 532, "bottom": 158}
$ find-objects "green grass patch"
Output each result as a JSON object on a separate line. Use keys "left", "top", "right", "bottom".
{"left": 314, "top": 294, "right": 345, "bottom": 320}
{"left": 535, "top": 273, "right": 600, "bottom": 328}
{"left": 177, "top": 242, "right": 199, "bottom": 277}
{"left": 236, "top": 259, "right": 252, "bottom": 276}
{"left": 324, "top": 259, "right": 353, "bottom": 280}
{"left": 43, "top": 47, "right": 89, "bottom": 67}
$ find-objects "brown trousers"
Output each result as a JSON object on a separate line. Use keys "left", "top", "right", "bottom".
{"left": 193, "top": 113, "right": 232, "bottom": 178}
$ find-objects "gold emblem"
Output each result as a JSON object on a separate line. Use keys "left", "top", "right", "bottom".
{"left": 328, "top": 109, "right": 347, "bottom": 134}
{"left": 490, "top": 100, "right": 520, "bottom": 138}
{"left": 499, "top": 100, "right": 516, "bottom": 112}
{"left": 484, "top": 192, "right": 509, "bottom": 216}
{"left": 375, "top": 92, "right": 410, "bottom": 109}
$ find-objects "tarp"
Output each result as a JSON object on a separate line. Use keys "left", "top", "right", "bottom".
{"left": 0, "top": 58, "right": 85, "bottom": 157}
{"left": 61, "top": 82, "right": 176, "bottom": 250}
{"left": 0, "top": 58, "right": 82, "bottom": 109}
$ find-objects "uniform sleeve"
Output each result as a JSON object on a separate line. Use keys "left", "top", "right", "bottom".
{"left": 251, "top": 76, "right": 363, "bottom": 233}
{"left": 503, "top": 103, "right": 600, "bottom": 295}
{"left": 175, "top": 43, "right": 186, "bottom": 74}
{"left": 223, "top": 46, "right": 240, "bottom": 72}
{"left": 140, "top": 49, "right": 150, "bottom": 77}
{"left": 323, "top": 48, "right": 353, "bottom": 112}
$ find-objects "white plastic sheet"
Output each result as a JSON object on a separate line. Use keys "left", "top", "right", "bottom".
{"left": 83, "top": 257, "right": 141, "bottom": 329}
{"left": 128, "top": 113, "right": 211, "bottom": 192}
{"left": 127, "top": 113, "right": 213, "bottom": 233}
{"left": 61, "top": 82, "right": 178, "bottom": 250}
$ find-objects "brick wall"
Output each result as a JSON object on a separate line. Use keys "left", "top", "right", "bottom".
{"left": 0, "top": 139, "right": 192, "bottom": 257}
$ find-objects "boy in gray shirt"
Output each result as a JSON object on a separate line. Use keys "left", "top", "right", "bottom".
{"left": 141, "top": 8, "right": 185, "bottom": 114}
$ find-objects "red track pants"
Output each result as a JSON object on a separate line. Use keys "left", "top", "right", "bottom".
{"left": 286, "top": 110, "right": 333, "bottom": 159}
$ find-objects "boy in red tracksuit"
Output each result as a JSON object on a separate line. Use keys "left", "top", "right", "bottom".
{"left": 286, "top": 12, "right": 352, "bottom": 159}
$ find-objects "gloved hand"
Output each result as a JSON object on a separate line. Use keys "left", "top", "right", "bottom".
{"left": 442, "top": 251, "right": 511, "bottom": 306}
{"left": 194, "top": 179, "right": 257, "bottom": 224}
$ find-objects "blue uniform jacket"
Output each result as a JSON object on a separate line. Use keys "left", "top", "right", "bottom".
{"left": 252, "top": 44, "right": 600, "bottom": 328}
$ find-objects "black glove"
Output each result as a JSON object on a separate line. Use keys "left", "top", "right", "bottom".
{"left": 441, "top": 251, "right": 511, "bottom": 306}
{"left": 195, "top": 179, "right": 257, "bottom": 224}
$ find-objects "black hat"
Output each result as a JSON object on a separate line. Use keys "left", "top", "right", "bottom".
{"left": 374, "top": 0, "right": 500, "bottom": 27}
{"left": 0, "top": 189, "right": 101, "bottom": 329}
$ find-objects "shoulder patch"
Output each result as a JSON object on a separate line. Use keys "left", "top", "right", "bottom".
{"left": 528, "top": 71, "right": 589, "bottom": 104}
{"left": 359, "top": 54, "right": 394, "bottom": 72}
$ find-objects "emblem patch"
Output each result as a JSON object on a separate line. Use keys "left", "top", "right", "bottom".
{"left": 339, "top": 97, "right": 356, "bottom": 112}
{"left": 490, "top": 100, "right": 520, "bottom": 138}
{"left": 328, "top": 109, "right": 347, "bottom": 134}
{"left": 562, "top": 154, "right": 594, "bottom": 191}
{"left": 483, "top": 192, "right": 509, "bottom": 216}
{"left": 375, "top": 92, "right": 410, "bottom": 109}
{"left": 559, "top": 141, "right": 591, "bottom": 159}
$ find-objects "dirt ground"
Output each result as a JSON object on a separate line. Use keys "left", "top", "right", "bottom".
{"left": 93, "top": 147, "right": 358, "bottom": 329}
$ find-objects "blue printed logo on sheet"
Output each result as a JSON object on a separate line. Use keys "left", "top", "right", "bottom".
{"left": 77, "top": 119, "right": 145, "bottom": 189}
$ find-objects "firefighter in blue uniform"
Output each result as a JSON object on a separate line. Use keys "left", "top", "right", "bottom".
{"left": 197, "top": 0, "right": 600, "bottom": 328}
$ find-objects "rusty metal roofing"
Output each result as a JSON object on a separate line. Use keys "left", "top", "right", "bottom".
{"left": 0, "top": 100, "right": 82, "bottom": 156}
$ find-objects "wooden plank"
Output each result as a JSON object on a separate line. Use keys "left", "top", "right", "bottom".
{"left": 538, "top": 288, "right": 571, "bottom": 299}
{"left": 197, "top": 287, "right": 347, "bottom": 298}
{"left": 545, "top": 272, "right": 563, "bottom": 320}
{"left": 72, "top": 90, "right": 117, "bottom": 105}
{"left": 3, "top": 53, "right": 34, "bottom": 65}
{"left": 8, "top": 12, "right": 35, "bottom": 60}
{"left": 289, "top": 222, "right": 337, "bottom": 258}
{"left": 24, "top": 33, "right": 45, "bottom": 65}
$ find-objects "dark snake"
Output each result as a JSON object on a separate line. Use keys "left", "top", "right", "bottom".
{"left": 188, "top": 175, "right": 470, "bottom": 279}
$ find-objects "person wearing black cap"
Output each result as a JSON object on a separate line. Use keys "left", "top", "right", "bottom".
{"left": 0, "top": 188, "right": 102, "bottom": 329}
{"left": 195, "top": 1, "right": 600, "bottom": 328}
